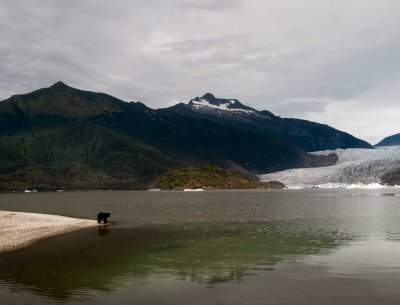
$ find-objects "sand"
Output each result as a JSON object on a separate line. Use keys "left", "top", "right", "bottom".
{"left": 0, "top": 211, "right": 98, "bottom": 253}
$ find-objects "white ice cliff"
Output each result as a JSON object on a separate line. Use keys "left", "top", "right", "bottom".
{"left": 259, "top": 146, "right": 400, "bottom": 189}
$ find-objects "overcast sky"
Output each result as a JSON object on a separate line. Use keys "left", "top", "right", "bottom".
{"left": 1, "top": 0, "right": 400, "bottom": 144}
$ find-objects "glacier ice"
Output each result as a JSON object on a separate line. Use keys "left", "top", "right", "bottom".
{"left": 259, "top": 146, "right": 400, "bottom": 189}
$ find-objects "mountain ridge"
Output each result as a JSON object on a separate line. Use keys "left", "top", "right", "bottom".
{"left": 375, "top": 133, "right": 400, "bottom": 147}
{"left": 0, "top": 82, "right": 372, "bottom": 190}
{"left": 168, "top": 92, "right": 371, "bottom": 152}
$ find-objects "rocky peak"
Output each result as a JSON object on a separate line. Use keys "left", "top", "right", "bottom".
{"left": 188, "top": 93, "right": 256, "bottom": 113}
{"left": 50, "top": 81, "right": 70, "bottom": 89}
{"left": 200, "top": 93, "right": 218, "bottom": 105}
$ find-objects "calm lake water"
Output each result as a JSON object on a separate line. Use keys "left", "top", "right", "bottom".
{"left": 1, "top": 189, "right": 400, "bottom": 305}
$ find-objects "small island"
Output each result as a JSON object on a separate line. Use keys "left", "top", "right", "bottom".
{"left": 154, "top": 164, "right": 285, "bottom": 190}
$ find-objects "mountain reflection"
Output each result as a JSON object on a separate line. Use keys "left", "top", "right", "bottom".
{"left": 0, "top": 219, "right": 357, "bottom": 301}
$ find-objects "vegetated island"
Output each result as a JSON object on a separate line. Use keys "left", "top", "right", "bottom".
{"left": 0, "top": 211, "right": 98, "bottom": 253}
{"left": 154, "top": 164, "right": 285, "bottom": 190}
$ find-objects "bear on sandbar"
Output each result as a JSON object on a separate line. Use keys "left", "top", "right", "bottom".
{"left": 97, "top": 212, "right": 111, "bottom": 224}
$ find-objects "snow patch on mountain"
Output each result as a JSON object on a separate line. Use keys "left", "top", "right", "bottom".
{"left": 259, "top": 146, "right": 400, "bottom": 189}
{"left": 190, "top": 99, "right": 256, "bottom": 114}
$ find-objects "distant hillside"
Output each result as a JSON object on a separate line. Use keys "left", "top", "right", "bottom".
{"left": 0, "top": 122, "right": 176, "bottom": 191}
{"left": 154, "top": 164, "right": 285, "bottom": 190}
{"left": 167, "top": 93, "right": 372, "bottom": 152}
{"left": 375, "top": 133, "right": 400, "bottom": 147}
{"left": 0, "top": 82, "right": 372, "bottom": 190}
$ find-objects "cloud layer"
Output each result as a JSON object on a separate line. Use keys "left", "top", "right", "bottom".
{"left": 1, "top": 0, "right": 400, "bottom": 144}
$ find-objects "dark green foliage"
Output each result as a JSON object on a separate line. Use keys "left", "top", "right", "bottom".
{"left": 166, "top": 102, "right": 372, "bottom": 152}
{"left": 91, "top": 104, "right": 310, "bottom": 173}
{"left": 0, "top": 137, "right": 29, "bottom": 173}
{"left": 0, "top": 122, "right": 176, "bottom": 191}
{"left": 279, "top": 118, "right": 371, "bottom": 151}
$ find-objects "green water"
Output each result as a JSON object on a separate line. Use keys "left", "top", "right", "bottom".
{"left": 1, "top": 189, "right": 400, "bottom": 304}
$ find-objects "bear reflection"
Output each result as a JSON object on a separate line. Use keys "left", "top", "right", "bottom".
{"left": 98, "top": 225, "right": 111, "bottom": 236}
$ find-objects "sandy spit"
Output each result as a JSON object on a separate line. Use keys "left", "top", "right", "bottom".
{"left": 0, "top": 211, "right": 98, "bottom": 253}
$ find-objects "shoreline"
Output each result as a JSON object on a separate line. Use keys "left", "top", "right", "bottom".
{"left": 1, "top": 185, "right": 286, "bottom": 193}
{"left": 1, "top": 185, "right": 399, "bottom": 193}
{"left": 0, "top": 211, "right": 98, "bottom": 253}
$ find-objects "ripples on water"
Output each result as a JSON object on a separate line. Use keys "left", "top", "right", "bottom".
{"left": 0, "top": 189, "right": 400, "bottom": 304}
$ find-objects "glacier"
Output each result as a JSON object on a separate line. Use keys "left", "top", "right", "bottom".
{"left": 259, "top": 146, "right": 400, "bottom": 189}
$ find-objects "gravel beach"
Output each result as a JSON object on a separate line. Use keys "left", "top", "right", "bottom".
{"left": 0, "top": 211, "right": 98, "bottom": 253}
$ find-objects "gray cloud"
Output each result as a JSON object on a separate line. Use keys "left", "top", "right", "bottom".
{"left": 1, "top": 0, "right": 400, "bottom": 143}
{"left": 177, "top": 0, "right": 241, "bottom": 11}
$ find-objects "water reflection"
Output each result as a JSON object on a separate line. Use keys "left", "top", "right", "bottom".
{"left": 0, "top": 219, "right": 357, "bottom": 302}
{"left": 2, "top": 189, "right": 400, "bottom": 304}
{"left": 97, "top": 225, "right": 111, "bottom": 236}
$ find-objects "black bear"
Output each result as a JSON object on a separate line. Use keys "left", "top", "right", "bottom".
{"left": 97, "top": 212, "right": 111, "bottom": 224}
